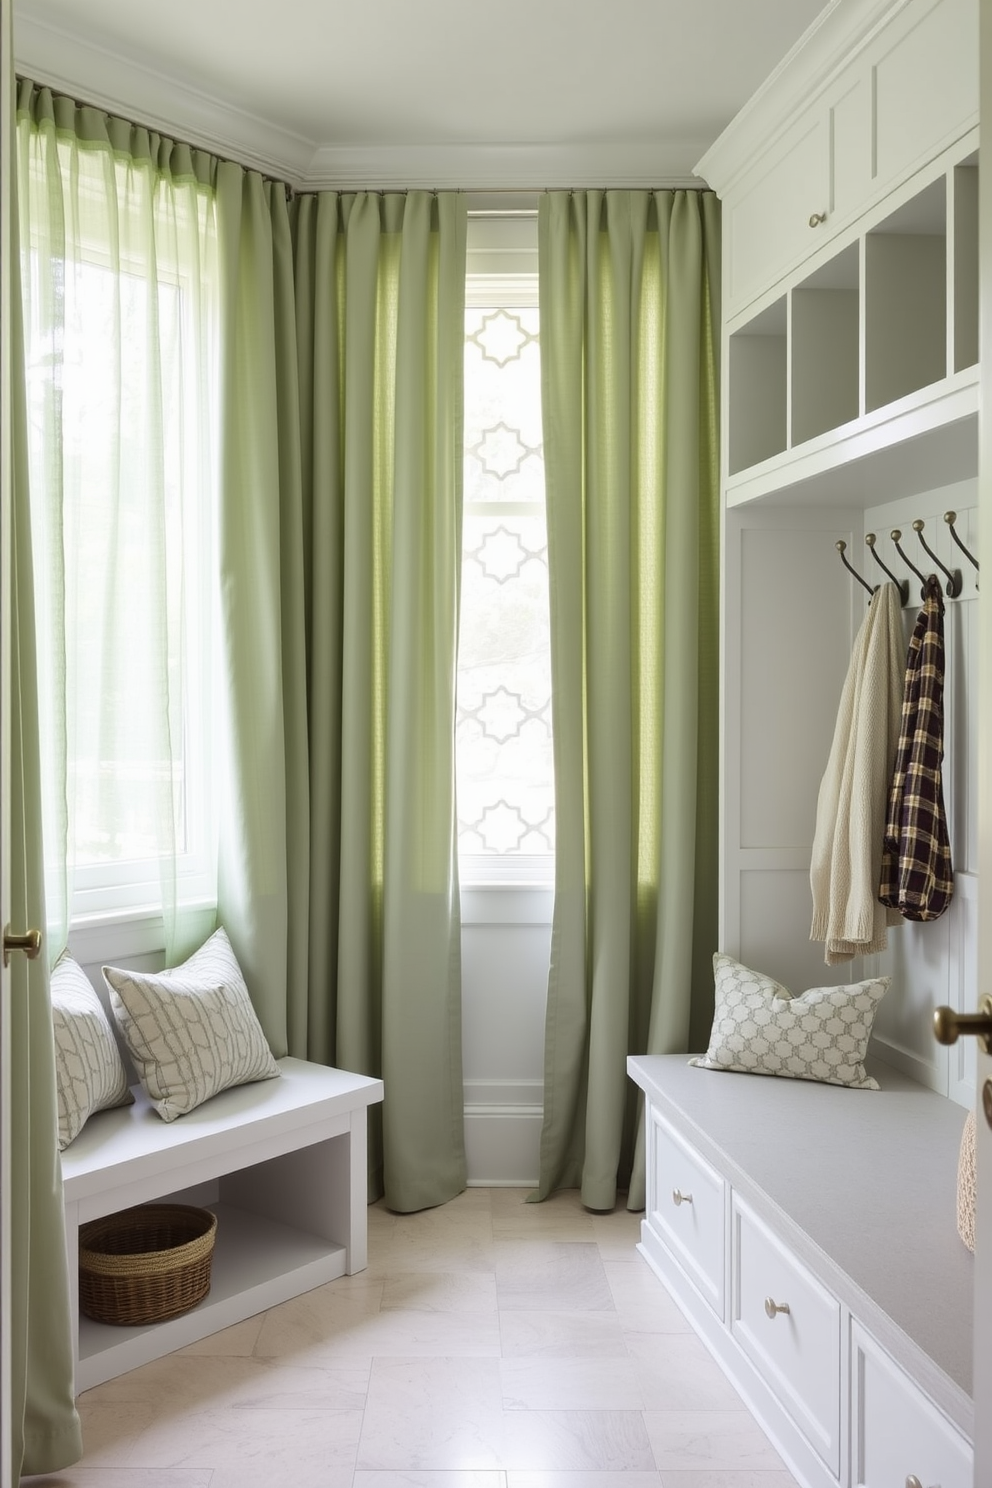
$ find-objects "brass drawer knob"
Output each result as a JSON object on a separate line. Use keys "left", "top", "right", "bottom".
{"left": 764, "top": 1296, "right": 791, "bottom": 1319}
{"left": 672, "top": 1188, "right": 693, "bottom": 1207}
{"left": 905, "top": 1476, "right": 923, "bottom": 1488}
{"left": 808, "top": 211, "right": 827, "bottom": 227}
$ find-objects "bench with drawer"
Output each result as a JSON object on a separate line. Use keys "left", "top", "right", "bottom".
{"left": 628, "top": 1054, "right": 973, "bottom": 1488}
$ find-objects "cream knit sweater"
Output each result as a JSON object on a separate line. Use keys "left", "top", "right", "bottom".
{"left": 810, "top": 582, "right": 906, "bottom": 964}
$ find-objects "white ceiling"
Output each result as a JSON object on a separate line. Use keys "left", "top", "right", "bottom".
{"left": 14, "top": 0, "right": 831, "bottom": 188}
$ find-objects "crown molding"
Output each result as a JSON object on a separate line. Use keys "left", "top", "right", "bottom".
{"left": 14, "top": 10, "right": 319, "bottom": 183}
{"left": 303, "top": 141, "right": 707, "bottom": 191}
{"left": 14, "top": 10, "right": 710, "bottom": 191}
{"left": 694, "top": 0, "right": 903, "bottom": 191}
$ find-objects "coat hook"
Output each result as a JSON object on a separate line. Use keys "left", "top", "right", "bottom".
{"left": 890, "top": 529, "right": 928, "bottom": 601}
{"left": 912, "top": 519, "right": 962, "bottom": 598}
{"left": 865, "top": 533, "right": 909, "bottom": 603}
{"left": 944, "top": 511, "right": 979, "bottom": 590}
{"left": 836, "top": 540, "right": 873, "bottom": 598}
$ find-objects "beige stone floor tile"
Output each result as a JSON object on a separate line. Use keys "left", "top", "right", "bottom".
{"left": 71, "top": 1401, "right": 159, "bottom": 1466}
{"left": 356, "top": 1357, "right": 505, "bottom": 1471}
{"left": 124, "top": 1405, "right": 362, "bottom": 1486}
{"left": 628, "top": 1334, "right": 745, "bottom": 1412}
{"left": 501, "top": 1409, "right": 656, "bottom": 1472}
{"left": 507, "top": 1475, "right": 662, "bottom": 1488}
{"left": 643, "top": 1410, "right": 786, "bottom": 1470}
{"left": 258, "top": 1300, "right": 503, "bottom": 1361}
{"left": 22, "top": 1473, "right": 213, "bottom": 1488}
{"left": 381, "top": 1270, "right": 499, "bottom": 1313}
{"left": 176, "top": 1313, "right": 265, "bottom": 1356}
{"left": 498, "top": 1308, "right": 628, "bottom": 1358}
{"left": 500, "top": 1355, "right": 645, "bottom": 1411}
{"left": 80, "top": 1350, "right": 369, "bottom": 1414}
{"left": 354, "top": 1474, "right": 506, "bottom": 1487}
{"left": 495, "top": 1243, "right": 613, "bottom": 1311}
{"left": 369, "top": 1231, "right": 499, "bottom": 1273}
{"left": 658, "top": 1476, "right": 799, "bottom": 1488}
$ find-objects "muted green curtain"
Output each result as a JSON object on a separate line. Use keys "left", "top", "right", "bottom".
{"left": 292, "top": 191, "right": 467, "bottom": 1210}
{"left": 537, "top": 189, "right": 721, "bottom": 1212}
{"left": 5, "top": 50, "right": 82, "bottom": 1479}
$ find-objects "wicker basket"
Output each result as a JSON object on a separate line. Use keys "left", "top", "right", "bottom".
{"left": 79, "top": 1203, "right": 217, "bottom": 1326}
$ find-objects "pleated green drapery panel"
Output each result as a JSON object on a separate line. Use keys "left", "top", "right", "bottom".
{"left": 537, "top": 189, "right": 721, "bottom": 1213}
{"left": 291, "top": 192, "right": 468, "bottom": 1211}
{"left": 5, "top": 56, "right": 82, "bottom": 1476}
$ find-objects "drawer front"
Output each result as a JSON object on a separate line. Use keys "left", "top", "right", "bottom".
{"left": 732, "top": 1197, "right": 841, "bottom": 1474}
{"left": 647, "top": 1106, "right": 726, "bottom": 1318}
{"left": 852, "top": 1322, "right": 972, "bottom": 1488}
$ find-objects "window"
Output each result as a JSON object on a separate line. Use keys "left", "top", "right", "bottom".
{"left": 19, "top": 134, "right": 219, "bottom": 927}
{"left": 457, "top": 215, "right": 554, "bottom": 884}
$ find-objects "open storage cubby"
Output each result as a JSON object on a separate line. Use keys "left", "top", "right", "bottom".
{"left": 865, "top": 178, "right": 947, "bottom": 411}
{"left": 724, "top": 141, "right": 980, "bottom": 504}
{"left": 728, "top": 296, "right": 786, "bottom": 474}
{"left": 791, "top": 243, "right": 859, "bottom": 446}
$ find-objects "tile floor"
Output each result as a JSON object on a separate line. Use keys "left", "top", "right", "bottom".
{"left": 25, "top": 1187, "right": 799, "bottom": 1488}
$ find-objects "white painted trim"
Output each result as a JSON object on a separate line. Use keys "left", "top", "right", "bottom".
{"left": 14, "top": 14, "right": 709, "bottom": 190}
{"left": 695, "top": 0, "right": 903, "bottom": 190}
{"left": 14, "top": 11, "right": 318, "bottom": 182}
{"left": 463, "top": 1078, "right": 543, "bottom": 1109}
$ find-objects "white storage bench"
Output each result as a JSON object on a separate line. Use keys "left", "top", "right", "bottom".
{"left": 628, "top": 1054, "right": 974, "bottom": 1488}
{"left": 60, "top": 1057, "right": 383, "bottom": 1393}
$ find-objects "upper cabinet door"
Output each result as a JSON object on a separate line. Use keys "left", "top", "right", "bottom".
{"left": 871, "top": 0, "right": 978, "bottom": 193}
{"left": 725, "top": 112, "right": 832, "bottom": 316}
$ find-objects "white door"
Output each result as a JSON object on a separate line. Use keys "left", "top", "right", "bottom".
{"left": 0, "top": 1, "right": 14, "bottom": 1483}
{"left": 975, "top": 5, "right": 992, "bottom": 1481}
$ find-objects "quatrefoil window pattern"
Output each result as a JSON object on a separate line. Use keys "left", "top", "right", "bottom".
{"left": 457, "top": 305, "right": 554, "bottom": 857}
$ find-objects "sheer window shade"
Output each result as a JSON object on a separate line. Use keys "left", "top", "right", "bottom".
{"left": 16, "top": 87, "right": 219, "bottom": 954}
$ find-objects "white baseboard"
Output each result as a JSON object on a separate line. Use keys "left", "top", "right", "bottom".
{"left": 464, "top": 1097, "right": 542, "bottom": 1187}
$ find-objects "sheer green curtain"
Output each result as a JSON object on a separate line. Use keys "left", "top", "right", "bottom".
{"left": 4, "top": 46, "right": 82, "bottom": 1478}
{"left": 537, "top": 189, "right": 721, "bottom": 1212}
{"left": 16, "top": 84, "right": 218, "bottom": 964}
{"left": 291, "top": 191, "right": 467, "bottom": 1210}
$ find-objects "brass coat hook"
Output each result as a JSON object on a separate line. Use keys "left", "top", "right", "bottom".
{"left": 890, "top": 529, "right": 928, "bottom": 601}
{"left": 836, "top": 540, "right": 873, "bottom": 598}
{"left": 912, "top": 519, "right": 962, "bottom": 598}
{"left": 865, "top": 533, "right": 909, "bottom": 603}
{"left": 944, "top": 511, "right": 979, "bottom": 590}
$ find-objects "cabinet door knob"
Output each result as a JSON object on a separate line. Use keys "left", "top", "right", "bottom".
{"left": 672, "top": 1188, "right": 693, "bottom": 1206}
{"left": 764, "top": 1296, "right": 791, "bottom": 1319}
{"left": 933, "top": 995, "right": 992, "bottom": 1054}
{"left": 808, "top": 211, "right": 827, "bottom": 227}
{"left": 2, "top": 925, "right": 42, "bottom": 968}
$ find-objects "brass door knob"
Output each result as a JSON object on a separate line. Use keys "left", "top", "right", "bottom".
{"left": 2, "top": 926, "right": 42, "bottom": 968}
{"left": 764, "top": 1297, "right": 791, "bottom": 1319}
{"left": 808, "top": 211, "right": 827, "bottom": 227}
{"left": 933, "top": 995, "right": 992, "bottom": 1055}
{"left": 672, "top": 1188, "right": 693, "bottom": 1207}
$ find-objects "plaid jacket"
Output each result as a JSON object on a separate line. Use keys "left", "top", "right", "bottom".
{"left": 878, "top": 574, "right": 953, "bottom": 920}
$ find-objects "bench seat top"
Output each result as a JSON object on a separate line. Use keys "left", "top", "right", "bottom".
{"left": 61, "top": 1057, "right": 383, "bottom": 1202}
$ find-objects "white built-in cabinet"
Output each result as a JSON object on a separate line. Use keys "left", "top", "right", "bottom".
{"left": 629, "top": 0, "right": 980, "bottom": 1485}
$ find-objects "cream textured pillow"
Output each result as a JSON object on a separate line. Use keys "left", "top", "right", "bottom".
{"left": 103, "top": 927, "right": 279, "bottom": 1121}
{"left": 51, "top": 953, "right": 134, "bottom": 1150}
{"left": 690, "top": 953, "right": 889, "bottom": 1090}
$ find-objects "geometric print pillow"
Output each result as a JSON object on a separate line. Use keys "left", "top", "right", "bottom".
{"left": 51, "top": 953, "right": 134, "bottom": 1150}
{"left": 689, "top": 952, "right": 890, "bottom": 1090}
{"left": 102, "top": 926, "right": 280, "bottom": 1122}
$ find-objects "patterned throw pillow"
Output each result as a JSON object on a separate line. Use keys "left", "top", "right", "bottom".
{"left": 52, "top": 953, "right": 134, "bottom": 1150}
{"left": 103, "top": 927, "right": 280, "bottom": 1122}
{"left": 690, "top": 953, "right": 889, "bottom": 1090}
